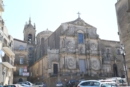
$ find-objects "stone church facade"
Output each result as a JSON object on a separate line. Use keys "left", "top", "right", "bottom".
{"left": 26, "top": 16, "right": 124, "bottom": 82}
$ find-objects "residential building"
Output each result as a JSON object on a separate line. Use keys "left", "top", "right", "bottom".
{"left": 13, "top": 39, "right": 29, "bottom": 83}
{"left": 0, "top": 0, "right": 15, "bottom": 85}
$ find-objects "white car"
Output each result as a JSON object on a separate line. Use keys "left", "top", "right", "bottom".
{"left": 20, "top": 83, "right": 30, "bottom": 87}
{"left": 18, "top": 81, "right": 34, "bottom": 87}
{"left": 77, "top": 80, "right": 100, "bottom": 87}
{"left": 77, "top": 80, "right": 118, "bottom": 87}
{"left": 99, "top": 80, "right": 118, "bottom": 87}
{"left": 106, "top": 77, "right": 127, "bottom": 86}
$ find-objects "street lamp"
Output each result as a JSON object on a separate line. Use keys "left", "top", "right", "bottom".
{"left": 120, "top": 44, "right": 129, "bottom": 86}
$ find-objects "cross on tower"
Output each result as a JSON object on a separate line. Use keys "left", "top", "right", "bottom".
{"left": 77, "top": 12, "right": 81, "bottom": 18}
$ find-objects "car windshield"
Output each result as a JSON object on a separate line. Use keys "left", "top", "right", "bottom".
{"left": 118, "top": 79, "right": 126, "bottom": 83}
{"left": 35, "top": 82, "right": 43, "bottom": 85}
{"left": 101, "top": 83, "right": 118, "bottom": 87}
{"left": 81, "top": 81, "right": 100, "bottom": 86}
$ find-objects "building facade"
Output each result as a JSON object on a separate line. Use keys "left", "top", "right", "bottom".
{"left": 0, "top": 0, "right": 15, "bottom": 85}
{"left": 28, "top": 17, "right": 124, "bottom": 83}
{"left": 13, "top": 39, "right": 29, "bottom": 83}
{"left": 115, "top": 0, "right": 130, "bottom": 81}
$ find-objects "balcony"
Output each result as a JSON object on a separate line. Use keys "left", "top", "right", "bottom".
{"left": 14, "top": 60, "right": 28, "bottom": 65}
{"left": 14, "top": 71, "right": 29, "bottom": 77}
{"left": 2, "top": 55, "right": 14, "bottom": 66}
{"left": 0, "top": 1, "right": 4, "bottom": 12}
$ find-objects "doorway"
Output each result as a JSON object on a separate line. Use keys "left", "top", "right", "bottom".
{"left": 113, "top": 64, "right": 118, "bottom": 77}
{"left": 79, "top": 59, "right": 86, "bottom": 74}
{"left": 53, "top": 64, "right": 58, "bottom": 74}
{"left": 18, "top": 78, "right": 23, "bottom": 82}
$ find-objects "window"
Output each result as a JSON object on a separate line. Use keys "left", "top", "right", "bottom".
{"left": 117, "top": 49, "right": 120, "bottom": 55}
{"left": 28, "top": 34, "right": 32, "bottom": 44}
{"left": 78, "top": 33, "right": 83, "bottom": 44}
{"left": 28, "top": 47, "right": 33, "bottom": 51}
{"left": 19, "top": 68, "right": 23, "bottom": 75}
{"left": 28, "top": 53, "right": 32, "bottom": 58}
{"left": 106, "top": 48, "right": 110, "bottom": 53}
{"left": 19, "top": 45, "right": 24, "bottom": 50}
{"left": 20, "top": 57, "right": 24, "bottom": 64}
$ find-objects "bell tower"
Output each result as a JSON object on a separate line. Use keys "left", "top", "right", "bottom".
{"left": 23, "top": 18, "right": 36, "bottom": 44}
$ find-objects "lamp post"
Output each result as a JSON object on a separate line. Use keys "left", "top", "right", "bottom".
{"left": 120, "top": 44, "right": 129, "bottom": 86}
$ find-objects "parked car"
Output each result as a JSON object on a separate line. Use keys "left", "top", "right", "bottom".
{"left": 17, "top": 81, "right": 34, "bottom": 87}
{"left": 17, "top": 82, "right": 30, "bottom": 87}
{"left": 99, "top": 80, "right": 118, "bottom": 87}
{"left": 65, "top": 79, "right": 79, "bottom": 87}
{"left": 106, "top": 77, "right": 127, "bottom": 86}
{"left": 77, "top": 80, "right": 118, "bottom": 87}
{"left": 77, "top": 80, "right": 100, "bottom": 87}
{"left": 35, "top": 82, "right": 46, "bottom": 87}
{"left": 4, "top": 84, "right": 23, "bottom": 87}
{"left": 118, "top": 78, "right": 127, "bottom": 86}
{"left": 55, "top": 81, "right": 63, "bottom": 87}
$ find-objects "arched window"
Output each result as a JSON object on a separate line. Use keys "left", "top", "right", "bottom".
{"left": 78, "top": 33, "right": 83, "bottom": 44}
{"left": 28, "top": 34, "right": 32, "bottom": 43}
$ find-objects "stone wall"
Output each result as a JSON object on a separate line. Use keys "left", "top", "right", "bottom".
{"left": 115, "top": 0, "right": 130, "bottom": 79}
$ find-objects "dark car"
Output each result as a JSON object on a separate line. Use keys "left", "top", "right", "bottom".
{"left": 55, "top": 81, "right": 63, "bottom": 87}
{"left": 35, "top": 82, "right": 46, "bottom": 87}
{"left": 65, "top": 79, "right": 78, "bottom": 87}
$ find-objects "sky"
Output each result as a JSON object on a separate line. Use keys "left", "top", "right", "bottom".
{"left": 2, "top": 0, "right": 119, "bottom": 41}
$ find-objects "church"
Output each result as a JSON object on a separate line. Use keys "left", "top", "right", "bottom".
{"left": 16, "top": 14, "right": 124, "bottom": 83}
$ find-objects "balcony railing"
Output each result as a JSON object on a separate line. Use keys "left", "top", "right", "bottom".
{"left": 14, "top": 60, "right": 28, "bottom": 65}
{"left": 14, "top": 72, "right": 29, "bottom": 77}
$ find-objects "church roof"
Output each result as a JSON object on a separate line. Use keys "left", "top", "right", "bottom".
{"left": 37, "top": 28, "right": 52, "bottom": 36}
{"left": 25, "top": 23, "right": 34, "bottom": 29}
{"left": 63, "top": 17, "right": 95, "bottom": 28}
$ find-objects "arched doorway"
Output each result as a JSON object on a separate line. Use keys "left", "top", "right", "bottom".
{"left": 18, "top": 78, "right": 23, "bottom": 82}
{"left": 113, "top": 64, "right": 118, "bottom": 77}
